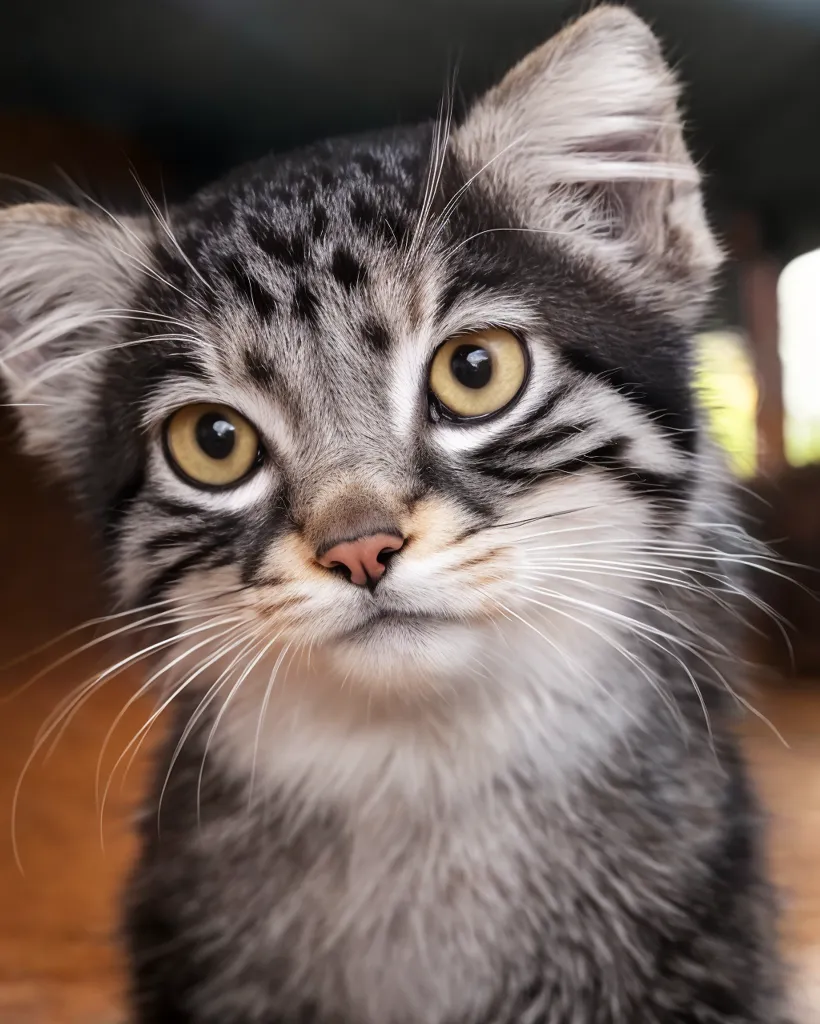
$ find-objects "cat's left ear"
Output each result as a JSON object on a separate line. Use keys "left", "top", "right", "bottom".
{"left": 453, "top": 5, "right": 722, "bottom": 325}
{"left": 0, "top": 202, "right": 148, "bottom": 470}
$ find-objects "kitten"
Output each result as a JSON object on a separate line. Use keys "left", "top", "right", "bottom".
{"left": 0, "top": 7, "right": 794, "bottom": 1023}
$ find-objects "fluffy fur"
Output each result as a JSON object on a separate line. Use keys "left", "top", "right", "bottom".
{"left": 0, "top": 7, "right": 794, "bottom": 1023}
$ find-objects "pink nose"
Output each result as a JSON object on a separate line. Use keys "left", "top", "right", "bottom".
{"left": 317, "top": 533, "right": 405, "bottom": 587}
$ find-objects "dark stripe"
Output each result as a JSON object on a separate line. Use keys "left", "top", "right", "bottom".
{"left": 143, "top": 527, "right": 210, "bottom": 555}
{"left": 611, "top": 465, "right": 690, "bottom": 506}
{"left": 380, "top": 210, "right": 410, "bottom": 247}
{"left": 244, "top": 348, "right": 276, "bottom": 386}
{"left": 220, "top": 255, "right": 277, "bottom": 320}
{"left": 350, "top": 195, "right": 378, "bottom": 232}
{"left": 471, "top": 389, "right": 572, "bottom": 464}
{"left": 560, "top": 347, "right": 696, "bottom": 453}
{"left": 557, "top": 438, "right": 625, "bottom": 469}
{"left": 416, "top": 454, "right": 494, "bottom": 520}
{"left": 210, "top": 548, "right": 239, "bottom": 570}
{"left": 238, "top": 487, "right": 296, "bottom": 584}
{"left": 477, "top": 437, "right": 689, "bottom": 508}
{"left": 310, "top": 206, "right": 328, "bottom": 240}
{"left": 141, "top": 537, "right": 229, "bottom": 604}
{"left": 475, "top": 439, "right": 626, "bottom": 483}
{"left": 349, "top": 194, "right": 409, "bottom": 247}
{"left": 435, "top": 264, "right": 509, "bottom": 324}
{"left": 153, "top": 497, "right": 211, "bottom": 519}
{"left": 249, "top": 224, "right": 306, "bottom": 266}
{"left": 103, "top": 469, "right": 145, "bottom": 539}
{"left": 331, "top": 247, "right": 367, "bottom": 291}
{"left": 354, "top": 153, "right": 381, "bottom": 176}
{"left": 361, "top": 316, "right": 390, "bottom": 353}
{"left": 291, "top": 281, "right": 319, "bottom": 324}
{"left": 503, "top": 422, "right": 591, "bottom": 459}
{"left": 502, "top": 386, "right": 572, "bottom": 440}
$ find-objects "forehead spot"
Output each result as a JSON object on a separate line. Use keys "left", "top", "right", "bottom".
{"left": 354, "top": 153, "right": 382, "bottom": 176}
{"left": 219, "top": 255, "right": 278, "bottom": 320}
{"left": 311, "top": 206, "right": 328, "bottom": 240}
{"left": 362, "top": 315, "right": 390, "bottom": 353}
{"left": 350, "top": 194, "right": 378, "bottom": 232}
{"left": 249, "top": 223, "right": 307, "bottom": 268}
{"left": 292, "top": 281, "right": 319, "bottom": 324}
{"left": 331, "top": 247, "right": 368, "bottom": 292}
{"left": 348, "top": 193, "right": 410, "bottom": 249}
{"left": 298, "top": 181, "right": 318, "bottom": 203}
{"left": 244, "top": 348, "right": 276, "bottom": 387}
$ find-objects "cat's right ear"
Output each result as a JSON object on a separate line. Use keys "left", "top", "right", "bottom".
{"left": 0, "top": 202, "right": 149, "bottom": 470}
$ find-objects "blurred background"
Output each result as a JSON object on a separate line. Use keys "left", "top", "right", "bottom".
{"left": 0, "top": 0, "right": 819, "bottom": 1021}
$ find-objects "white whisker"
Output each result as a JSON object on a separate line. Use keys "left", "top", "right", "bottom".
{"left": 131, "top": 171, "right": 215, "bottom": 297}
{"left": 99, "top": 623, "right": 259, "bottom": 844}
{"left": 95, "top": 621, "right": 245, "bottom": 809}
{"left": 196, "top": 630, "right": 283, "bottom": 822}
{"left": 11, "top": 612, "right": 243, "bottom": 873}
{"left": 248, "top": 637, "right": 294, "bottom": 809}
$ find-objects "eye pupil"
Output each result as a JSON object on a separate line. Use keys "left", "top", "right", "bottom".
{"left": 451, "top": 344, "right": 492, "bottom": 390}
{"left": 196, "top": 412, "right": 236, "bottom": 460}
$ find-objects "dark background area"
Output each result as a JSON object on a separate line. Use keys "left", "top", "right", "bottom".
{"left": 1, "top": 0, "right": 820, "bottom": 261}
{"left": 0, "top": 2, "right": 819, "bottom": 1021}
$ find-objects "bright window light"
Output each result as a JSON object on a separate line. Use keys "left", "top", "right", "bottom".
{"left": 779, "top": 248, "right": 820, "bottom": 467}
{"left": 695, "top": 330, "right": 758, "bottom": 478}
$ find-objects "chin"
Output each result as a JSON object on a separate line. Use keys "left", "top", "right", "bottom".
{"left": 326, "top": 614, "right": 488, "bottom": 694}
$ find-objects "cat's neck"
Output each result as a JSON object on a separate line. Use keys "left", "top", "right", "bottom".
{"left": 200, "top": 630, "right": 640, "bottom": 816}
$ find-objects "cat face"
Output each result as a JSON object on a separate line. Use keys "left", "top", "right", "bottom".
{"left": 0, "top": 7, "right": 721, "bottom": 698}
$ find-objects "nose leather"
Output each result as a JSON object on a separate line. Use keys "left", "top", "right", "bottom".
{"left": 317, "top": 533, "right": 404, "bottom": 587}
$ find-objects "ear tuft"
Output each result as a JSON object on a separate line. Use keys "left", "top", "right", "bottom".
{"left": 453, "top": 5, "right": 722, "bottom": 325}
{"left": 0, "top": 202, "right": 149, "bottom": 468}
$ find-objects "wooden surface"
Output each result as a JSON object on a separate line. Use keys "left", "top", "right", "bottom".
{"left": 1, "top": 423, "right": 819, "bottom": 1023}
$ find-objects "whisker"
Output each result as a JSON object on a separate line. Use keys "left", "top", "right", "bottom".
{"left": 40, "top": 615, "right": 244, "bottom": 762}
{"left": 491, "top": 598, "right": 650, "bottom": 733}
{"left": 515, "top": 588, "right": 692, "bottom": 737}
{"left": 196, "top": 631, "right": 286, "bottom": 821}
{"left": 10, "top": 613, "right": 241, "bottom": 873}
{"left": 94, "top": 621, "right": 245, "bottom": 809}
{"left": 518, "top": 570, "right": 735, "bottom": 657}
{"left": 0, "top": 589, "right": 236, "bottom": 684}
{"left": 512, "top": 582, "right": 787, "bottom": 749}
{"left": 99, "top": 623, "right": 258, "bottom": 844}
{"left": 445, "top": 224, "right": 577, "bottom": 258}
{"left": 487, "top": 500, "right": 636, "bottom": 530}
{"left": 131, "top": 170, "right": 216, "bottom": 297}
{"left": 25, "top": 601, "right": 242, "bottom": 734}
{"left": 117, "top": 624, "right": 262, "bottom": 801}
{"left": 23, "top": 332, "right": 206, "bottom": 390}
{"left": 525, "top": 555, "right": 792, "bottom": 633}
{"left": 405, "top": 79, "right": 455, "bottom": 266}
{"left": 158, "top": 628, "right": 269, "bottom": 828}
{"left": 248, "top": 637, "right": 293, "bottom": 809}
{"left": 423, "top": 129, "right": 534, "bottom": 262}
{"left": 516, "top": 583, "right": 709, "bottom": 745}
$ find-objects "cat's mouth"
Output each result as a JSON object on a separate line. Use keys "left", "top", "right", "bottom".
{"left": 342, "top": 608, "right": 452, "bottom": 642}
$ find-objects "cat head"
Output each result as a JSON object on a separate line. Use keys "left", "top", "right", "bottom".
{"left": 0, "top": 7, "right": 721, "bottom": 702}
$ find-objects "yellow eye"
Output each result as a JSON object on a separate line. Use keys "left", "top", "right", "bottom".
{"left": 164, "top": 403, "right": 261, "bottom": 488}
{"left": 429, "top": 329, "right": 527, "bottom": 420}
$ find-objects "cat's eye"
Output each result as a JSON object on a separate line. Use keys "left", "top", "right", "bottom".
{"left": 428, "top": 329, "right": 528, "bottom": 420}
{"left": 164, "top": 403, "right": 261, "bottom": 488}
